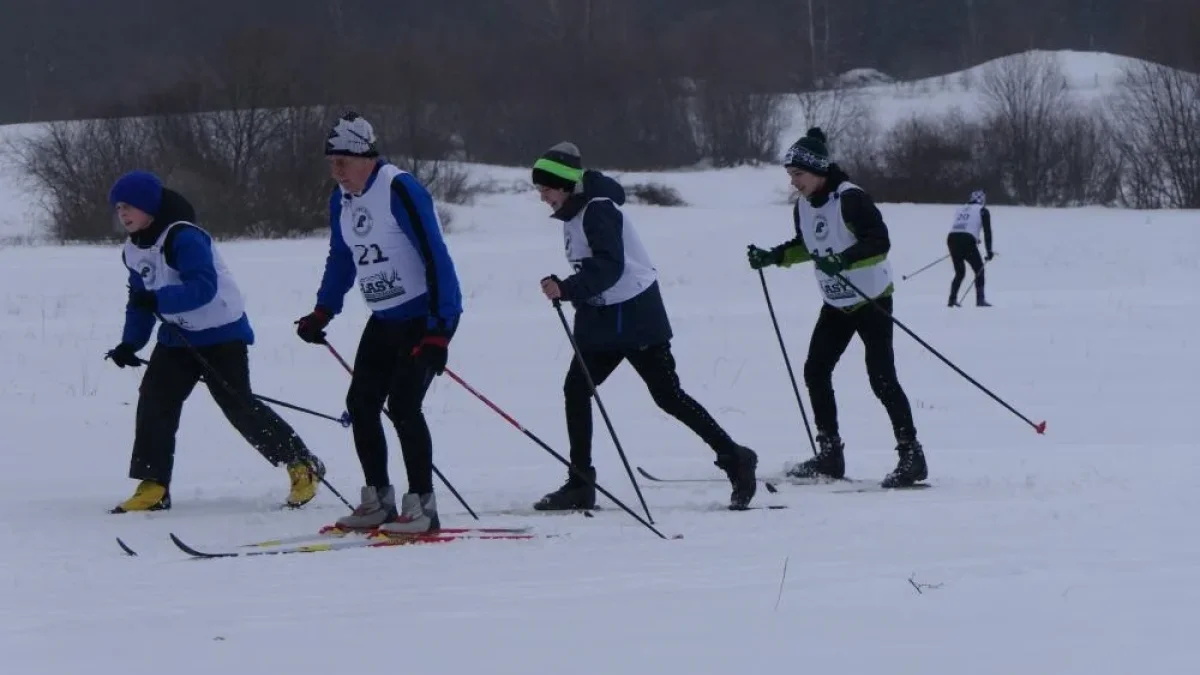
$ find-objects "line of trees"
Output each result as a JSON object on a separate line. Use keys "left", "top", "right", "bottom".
{"left": 2, "top": 35, "right": 1197, "bottom": 241}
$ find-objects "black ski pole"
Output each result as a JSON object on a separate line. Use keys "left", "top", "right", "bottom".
{"left": 902, "top": 254, "right": 949, "bottom": 280}
{"left": 827, "top": 273, "right": 1046, "bottom": 434}
{"left": 253, "top": 393, "right": 351, "bottom": 428}
{"left": 151, "top": 313, "right": 354, "bottom": 509}
{"left": 551, "top": 298, "right": 654, "bottom": 525}
{"left": 443, "top": 366, "right": 674, "bottom": 540}
{"left": 756, "top": 268, "right": 818, "bottom": 457}
{"left": 323, "top": 342, "right": 479, "bottom": 521}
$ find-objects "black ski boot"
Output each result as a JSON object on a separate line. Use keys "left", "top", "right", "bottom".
{"left": 881, "top": 438, "right": 928, "bottom": 488}
{"left": 534, "top": 466, "right": 597, "bottom": 511}
{"left": 714, "top": 445, "right": 758, "bottom": 510}
{"left": 785, "top": 433, "right": 846, "bottom": 480}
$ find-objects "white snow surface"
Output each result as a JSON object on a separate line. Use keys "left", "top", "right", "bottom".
{"left": 2, "top": 164, "right": 1199, "bottom": 674}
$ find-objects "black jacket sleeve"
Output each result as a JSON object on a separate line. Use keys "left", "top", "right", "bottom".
{"left": 560, "top": 201, "right": 625, "bottom": 301}
{"left": 980, "top": 207, "right": 993, "bottom": 254}
{"left": 838, "top": 188, "right": 891, "bottom": 264}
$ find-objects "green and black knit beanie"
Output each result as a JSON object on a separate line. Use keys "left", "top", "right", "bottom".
{"left": 783, "top": 127, "right": 831, "bottom": 176}
{"left": 532, "top": 142, "right": 584, "bottom": 192}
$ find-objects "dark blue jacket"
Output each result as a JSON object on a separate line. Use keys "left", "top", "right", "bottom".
{"left": 121, "top": 189, "right": 254, "bottom": 350}
{"left": 316, "top": 161, "right": 463, "bottom": 333}
{"left": 555, "top": 171, "right": 672, "bottom": 352}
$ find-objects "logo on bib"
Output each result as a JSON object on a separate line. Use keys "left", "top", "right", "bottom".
{"left": 350, "top": 206, "right": 374, "bottom": 237}
{"left": 813, "top": 216, "right": 829, "bottom": 241}
{"left": 138, "top": 262, "right": 157, "bottom": 286}
{"left": 359, "top": 269, "right": 406, "bottom": 303}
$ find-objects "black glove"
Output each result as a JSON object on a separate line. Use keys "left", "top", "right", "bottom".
{"left": 129, "top": 289, "right": 157, "bottom": 313}
{"left": 105, "top": 343, "right": 143, "bottom": 368}
{"left": 411, "top": 330, "right": 449, "bottom": 375}
{"left": 747, "top": 245, "right": 783, "bottom": 270}
{"left": 985, "top": 251, "right": 995, "bottom": 261}
{"left": 295, "top": 307, "right": 332, "bottom": 344}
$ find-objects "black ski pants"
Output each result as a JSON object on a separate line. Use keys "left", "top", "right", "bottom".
{"left": 345, "top": 315, "right": 454, "bottom": 494}
{"left": 131, "top": 341, "right": 310, "bottom": 486}
{"left": 564, "top": 342, "right": 737, "bottom": 469}
{"left": 802, "top": 296, "right": 916, "bottom": 440}
{"left": 948, "top": 232, "right": 985, "bottom": 302}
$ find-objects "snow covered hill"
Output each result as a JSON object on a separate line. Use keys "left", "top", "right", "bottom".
{"left": 1, "top": 153, "right": 1198, "bottom": 672}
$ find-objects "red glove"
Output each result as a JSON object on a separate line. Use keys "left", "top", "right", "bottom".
{"left": 295, "top": 307, "right": 331, "bottom": 344}
{"left": 411, "top": 333, "right": 449, "bottom": 375}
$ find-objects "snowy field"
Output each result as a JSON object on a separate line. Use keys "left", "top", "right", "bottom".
{"left": 3, "top": 50, "right": 1200, "bottom": 674}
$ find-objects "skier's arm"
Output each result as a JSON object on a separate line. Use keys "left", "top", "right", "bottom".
{"left": 558, "top": 201, "right": 625, "bottom": 301}
{"left": 121, "top": 259, "right": 155, "bottom": 350}
{"left": 981, "top": 207, "right": 993, "bottom": 255}
{"left": 838, "top": 188, "right": 890, "bottom": 264}
{"left": 390, "top": 173, "right": 461, "bottom": 332}
{"left": 155, "top": 227, "right": 218, "bottom": 314}
{"left": 772, "top": 204, "right": 811, "bottom": 266}
{"left": 315, "top": 189, "right": 357, "bottom": 316}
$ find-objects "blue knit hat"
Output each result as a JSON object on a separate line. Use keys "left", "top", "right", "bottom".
{"left": 109, "top": 171, "right": 164, "bottom": 216}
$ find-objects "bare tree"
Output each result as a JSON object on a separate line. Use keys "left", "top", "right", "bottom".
{"left": 1112, "top": 61, "right": 1200, "bottom": 208}
{"left": 865, "top": 110, "right": 1002, "bottom": 204}
{"left": 1048, "top": 107, "right": 1122, "bottom": 206}
{"left": 3, "top": 117, "right": 163, "bottom": 242}
{"left": 793, "top": 85, "right": 874, "bottom": 155}
{"left": 977, "top": 51, "right": 1072, "bottom": 205}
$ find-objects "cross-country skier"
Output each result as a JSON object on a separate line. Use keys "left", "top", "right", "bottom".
{"left": 105, "top": 170, "right": 326, "bottom": 513}
{"left": 947, "top": 189, "right": 994, "bottom": 307}
{"left": 532, "top": 142, "right": 759, "bottom": 511}
{"left": 746, "top": 127, "right": 927, "bottom": 488}
{"left": 295, "top": 112, "right": 463, "bottom": 534}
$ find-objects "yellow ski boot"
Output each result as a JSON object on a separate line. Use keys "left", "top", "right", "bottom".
{"left": 285, "top": 455, "right": 325, "bottom": 508}
{"left": 111, "top": 480, "right": 171, "bottom": 513}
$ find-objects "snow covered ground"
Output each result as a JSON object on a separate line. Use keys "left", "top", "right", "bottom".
{"left": 2, "top": 49, "right": 1199, "bottom": 674}
{"left": 2, "top": 166, "right": 1199, "bottom": 673}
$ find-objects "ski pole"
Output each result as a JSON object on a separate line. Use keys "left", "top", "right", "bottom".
{"left": 756, "top": 268, "right": 818, "bottom": 456}
{"left": 252, "top": 393, "right": 351, "bottom": 428}
{"left": 901, "top": 254, "right": 949, "bottom": 280}
{"left": 151, "top": 313, "right": 354, "bottom": 509}
{"left": 323, "top": 342, "right": 479, "bottom": 521}
{"left": 443, "top": 366, "right": 672, "bottom": 540}
{"left": 551, "top": 298, "right": 654, "bottom": 525}
{"left": 826, "top": 274, "right": 1046, "bottom": 434}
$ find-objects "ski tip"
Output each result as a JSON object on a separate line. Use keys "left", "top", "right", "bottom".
{"left": 763, "top": 481, "right": 779, "bottom": 494}
{"left": 1034, "top": 420, "right": 1047, "bottom": 434}
{"left": 116, "top": 537, "right": 138, "bottom": 557}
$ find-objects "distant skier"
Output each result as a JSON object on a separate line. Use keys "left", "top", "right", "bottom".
{"left": 295, "top": 112, "right": 463, "bottom": 534}
{"left": 531, "top": 141, "right": 760, "bottom": 511}
{"left": 947, "top": 189, "right": 994, "bottom": 307}
{"left": 104, "top": 170, "right": 326, "bottom": 513}
{"left": 746, "top": 127, "right": 927, "bottom": 488}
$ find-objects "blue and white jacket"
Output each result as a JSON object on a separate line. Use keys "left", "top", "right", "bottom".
{"left": 315, "top": 160, "right": 462, "bottom": 333}
{"left": 121, "top": 189, "right": 254, "bottom": 349}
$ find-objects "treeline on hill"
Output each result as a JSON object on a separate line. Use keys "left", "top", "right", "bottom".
{"left": 1, "top": 1, "right": 1198, "bottom": 242}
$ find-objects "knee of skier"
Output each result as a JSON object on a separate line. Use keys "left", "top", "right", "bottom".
{"left": 345, "top": 385, "right": 378, "bottom": 419}
{"left": 563, "top": 372, "right": 592, "bottom": 405}
{"left": 645, "top": 383, "right": 680, "bottom": 411}
{"left": 803, "top": 357, "right": 833, "bottom": 389}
